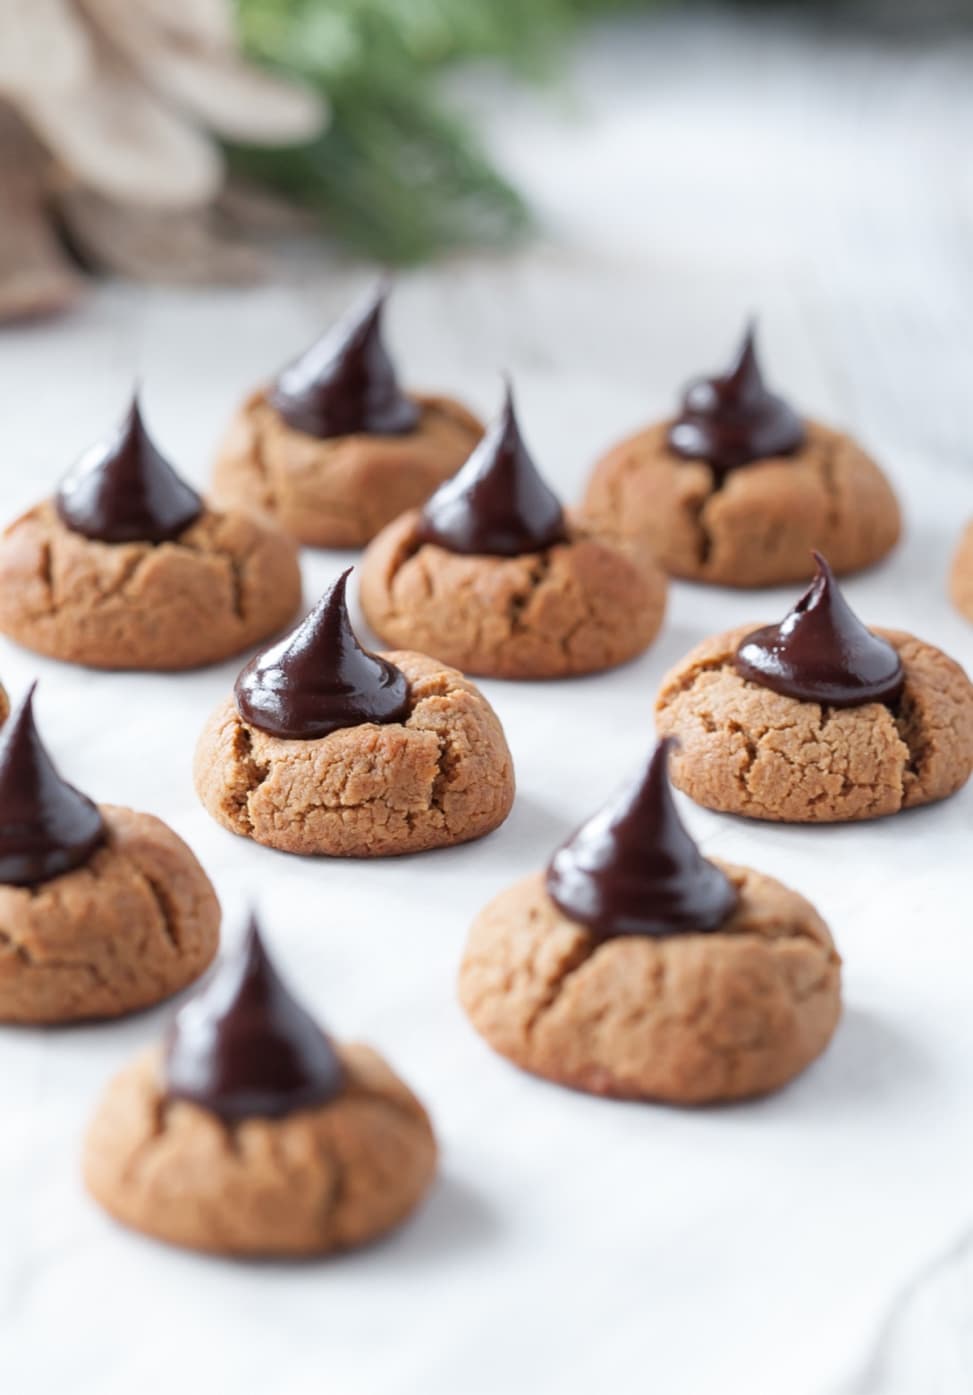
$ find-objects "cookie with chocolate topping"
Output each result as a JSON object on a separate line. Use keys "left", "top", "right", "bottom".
{"left": 0, "top": 396, "right": 301, "bottom": 670}
{"left": 211, "top": 283, "right": 482, "bottom": 548}
{"left": 0, "top": 686, "right": 219, "bottom": 1023}
{"left": 656, "top": 555, "right": 973, "bottom": 821}
{"left": 584, "top": 324, "right": 901, "bottom": 587}
{"left": 459, "top": 740, "right": 841, "bottom": 1103}
{"left": 360, "top": 384, "right": 667, "bottom": 679}
{"left": 84, "top": 914, "right": 437, "bottom": 1257}
{"left": 194, "top": 569, "right": 515, "bottom": 856}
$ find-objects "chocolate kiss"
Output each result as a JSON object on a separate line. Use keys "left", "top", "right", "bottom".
{"left": 164, "top": 914, "right": 345, "bottom": 1123}
{"left": 417, "top": 384, "right": 567, "bottom": 556}
{"left": 667, "top": 323, "right": 805, "bottom": 477}
{"left": 0, "top": 685, "right": 105, "bottom": 886}
{"left": 270, "top": 283, "right": 420, "bottom": 439}
{"left": 546, "top": 738, "right": 737, "bottom": 940}
{"left": 235, "top": 568, "right": 410, "bottom": 740}
{"left": 735, "top": 553, "right": 904, "bottom": 707}
{"left": 55, "top": 397, "right": 203, "bottom": 544}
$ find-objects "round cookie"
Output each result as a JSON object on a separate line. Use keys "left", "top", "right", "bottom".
{"left": 214, "top": 388, "right": 482, "bottom": 550}
{"left": 195, "top": 573, "right": 515, "bottom": 856}
{"left": 360, "top": 387, "right": 667, "bottom": 679}
{"left": 0, "top": 500, "right": 302, "bottom": 671}
{"left": 656, "top": 610, "right": 973, "bottom": 823}
{"left": 949, "top": 519, "right": 973, "bottom": 622}
{"left": 584, "top": 329, "right": 900, "bottom": 588}
{"left": 0, "top": 806, "right": 220, "bottom": 1024}
{"left": 0, "top": 398, "right": 301, "bottom": 671}
{"left": 0, "top": 686, "right": 218, "bottom": 1023}
{"left": 459, "top": 742, "right": 841, "bottom": 1103}
{"left": 211, "top": 285, "right": 481, "bottom": 548}
{"left": 84, "top": 922, "right": 437, "bottom": 1257}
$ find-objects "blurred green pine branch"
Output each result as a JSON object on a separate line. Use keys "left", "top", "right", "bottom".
{"left": 230, "top": 0, "right": 647, "bottom": 263}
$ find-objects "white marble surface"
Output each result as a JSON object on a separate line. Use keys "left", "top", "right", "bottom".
{"left": 2, "top": 9, "right": 973, "bottom": 1394}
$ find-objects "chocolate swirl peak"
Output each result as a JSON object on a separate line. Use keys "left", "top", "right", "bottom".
{"left": 55, "top": 397, "right": 203, "bottom": 544}
{"left": 735, "top": 553, "right": 904, "bottom": 707}
{"left": 269, "top": 283, "right": 420, "bottom": 439}
{"left": 417, "top": 383, "right": 567, "bottom": 556}
{"left": 0, "top": 684, "right": 105, "bottom": 886}
{"left": 235, "top": 568, "right": 409, "bottom": 740}
{"left": 164, "top": 913, "right": 345, "bottom": 1123}
{"left": 667, "top": 323, "right": 805, "bottom": 477}
{"left": 546, "top": 738, "right": 737, "bottom": 940}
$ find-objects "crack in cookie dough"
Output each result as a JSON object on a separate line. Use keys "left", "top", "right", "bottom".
{"left": 584, "top": 419, "right": 900, "bottom": 587}
{"left": 655, "top": 625, "right": 973, "bottom": 821}
{"left": 194, "top": 651, "right": 515, "bottom": 856}
{"left": 459, "top": 868, "right": 841, "bottom": 1103}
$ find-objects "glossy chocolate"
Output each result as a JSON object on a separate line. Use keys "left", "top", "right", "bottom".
{"left": 0, "top": 685, "right": 105, "bottom": 886}
{"left": 735, "top": 552, "right": 904, "bottom": 707}
{"left": 416, "top": 384, "right": 566, "bottom": 556}
{"left": 269, "top": 284, "right": 420, "bottom": 439}
{"left": 235, "top": 568, "right": 409, "bottom": 740}
{"left": 546, "top": 738, "right": 737, "bottom": 940}
{"left": 55, "top": 397, "right": 203, "bottom": 544}
{"left": 667, "top": 324, "right": 805, "bottom": 477}
{"left": 164, "top": 914, "right": 345, "bottom": 1123}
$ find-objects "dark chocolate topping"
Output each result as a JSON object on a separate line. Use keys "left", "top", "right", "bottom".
{"left": 667, "top": 323, "right": 805, "bottom": 477}
{"left": 734, "top": 552, "right": 904, "bottom": 707}
{"left": 416, "top": 384, "right": 567, "bottom": 556}
{"left": 55, "top": 397, "right": 203, "bottom": 544}
{"left": 235, "top": 568, "right": 410, "bottom": 740}
{"left": 546, "top": 738, "right": 737, "bottom": 940}
{"left": 269, "top": 284, "right": 420, "bottom": 439}
{"left": 0, "top": 685, "right": 105, "bottom": 886}
{"left": 164, "top": 913, "right": 345, "bottom": 1123}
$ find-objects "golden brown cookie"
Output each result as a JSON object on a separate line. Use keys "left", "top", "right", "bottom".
{"left": 459, "top": 867, "right": 841, "bottom": 1104}
{"left": 655, "top": 624, "right": 973, "bottom": 821}
{"left": 359, "top": 509, "right": 667, "bottom": 679}
{"left": 584, "top": 419, "right": 901, "bottom": 588}
{"left": 0, "top": 501, "right": 302, "bottom": 671}
{"left": 949, "top": 520, "right": 973, "bottom": 622}
{"left": 195, "top": 649, "right": 515, "bottom": 856}
{"left": 83, "top": 1041, "right": 437, "bottom": 1257}
{"left": 0, "top": 805, "right": 219, "bottom": 1023}
{"left": 212, "top": 389, "right": 482, "bottom": 550}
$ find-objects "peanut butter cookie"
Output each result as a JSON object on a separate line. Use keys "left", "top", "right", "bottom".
{"left": 211, "top": 285, "right": 481, "bottom": 548}
{"left": 459, "top": 742, "right": 841, "bottom": 1103}
{"left": 0, "top": 687, "right": 218, "bottom": 1023}
{"left": 195, "top": 571, "right": 515, "bottom": 856}
{"left": 84, "top": 919, "right": 437, "bottom": 1257}
{"left": 0, "top": 398, "right": 301, "bottom": 670}
{"left": 360, "top": 386, "right": 667, "bottom": 679}
{"left": 949, "top": 519, "right": 973, "bottom": 622}
{"left": 584, "top": 327, "right": 900, "bottom": 587}
{"left": 656, "top": 558, "right": 973, "bottom": 821}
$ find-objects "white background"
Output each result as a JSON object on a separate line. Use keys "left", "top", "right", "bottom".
{"left": 1, "top": 10, "right": 972, "bottom": 1394}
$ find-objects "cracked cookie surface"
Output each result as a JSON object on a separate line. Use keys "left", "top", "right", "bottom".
{"left": 655, "top": 625, "right": 973, "bottom": 821}
{"left": 359, "top": 510, "right": 667, "bottom": 679}
{"left": 584, "top": 419, "right": 900, "bottom": 587}
{"left": 194, "top": 650, "right": 515, "bottom": 856}
{"left": 0, "top": 805, "right": 219, "bottom": 1023}
{"left": 84, "top": 1041, "right": 437, "bottom": 1256}
{"left": 458, "top": 867, "right": 840, "bottom": 1103}
{"left": 212, "top": 389, "right": 482, "bottom": 549}
{"left": 0, "top": 501, "right": 302, "bottom": 670}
